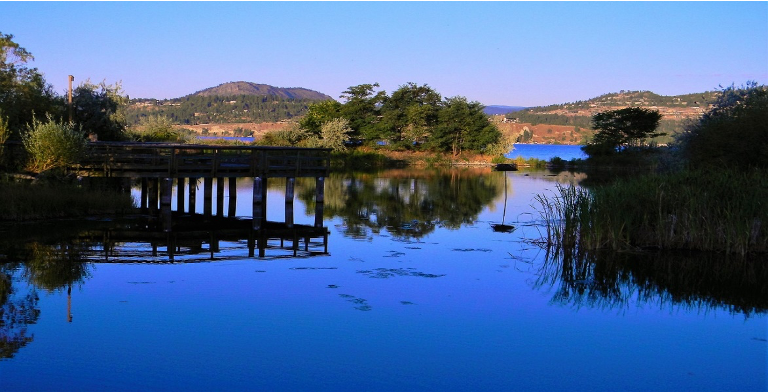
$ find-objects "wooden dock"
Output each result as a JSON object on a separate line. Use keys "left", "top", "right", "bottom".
{"left": 71, "top": 142, "right": 331, "bottom": 178}
{"left": 69, "top": 142, "right": 332, "bottom": 257}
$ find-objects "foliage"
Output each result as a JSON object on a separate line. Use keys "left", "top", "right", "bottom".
{"left": 124, "top": 94, "right": 315, "bottom": 125}
{"left": 312, "top": 82, "right": 502, "bottom": 155}
{"left": 298, "top": 99, "right": 342, "bottom": 134}
{"left": 22, "top": 115, "right": 86, "bottom": 172}
{"left": 71, "top": 80, "right": 128, "bottom": 141}
{"left": 0, "top": 109, "right": 8, "bottom": 161}
{"left": 676, "top": 82, "right": 768, "bottom": 169}
{"left": 484, "top": 135, "right": 515, "bottom": 157}
{"left": 318, "top": 118, "right": 353, "bottom": 151}
{"left": 429, "top": 96, "right": 500, "bottom": 156}
{"left": 583, "top": 107, "right": 663, "bottom": 157}
{"left": 127, "top": 114, "right": 192, "bottom": 142}
{"left": 0, "top": 32, "right": 59, "bottom": 140}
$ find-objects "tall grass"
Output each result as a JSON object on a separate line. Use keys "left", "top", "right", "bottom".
{"left": 535, "top": 169, "right": 767, "bottom": 255}
{"left": 0, "top": 181, "right": 136, "bottom": 221}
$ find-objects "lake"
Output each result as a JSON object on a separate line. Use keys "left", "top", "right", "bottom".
{"left": 508, "top": 143, "right": 588, "bottom": 161}
{"left": 1, "top": 156, "right": 765, "bottom": 390}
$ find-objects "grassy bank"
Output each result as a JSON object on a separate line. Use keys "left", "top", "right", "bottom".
{"left": 0, "top": 181, "right": 136, "bottom": 221}
{"left": 535, "top": 169, "right": 767, "bottom": 255}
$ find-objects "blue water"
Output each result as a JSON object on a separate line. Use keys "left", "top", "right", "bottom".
{"left": 1, "top": 169, "right": 765, "bottom": 391}
{"left": 508, "top": 143, "right": 587, "bottom": 161}
{"left": 196, "top": 136, "right": 255, "bottom": 143}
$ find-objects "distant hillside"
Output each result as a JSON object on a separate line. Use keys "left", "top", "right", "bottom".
{"left": 502, "top": 90, "right": 721, "bottom": 144}
{"left": 484, "top": 105, "right": 526, "bottom": 115}
{"left": 189, "top": 81, "right": 333, "bottom": 101}
{"left": 125, "top": 81, "right": 334, "bottom": 125}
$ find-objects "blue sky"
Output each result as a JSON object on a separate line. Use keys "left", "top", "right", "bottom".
{"left": 2, "top": 2, "right": 766, "bottom": 107}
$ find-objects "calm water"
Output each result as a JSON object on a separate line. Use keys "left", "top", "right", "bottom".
{"left": 1, "top": 160, "right": 765, "bottom": 390}
{"left": 509, "top": 143, "right": 587, "bottom": 161}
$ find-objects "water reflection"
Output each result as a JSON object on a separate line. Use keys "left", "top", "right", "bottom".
{"left": 0, "top": 263, "right": 39, "bottom": 359}
{"left": 296, "top": 167, "right": 506, "bottom": 239}
{"left": 533, "top": 247, "right": 768, "bottom": 316}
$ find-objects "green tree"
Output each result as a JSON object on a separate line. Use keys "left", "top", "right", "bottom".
{"left": 299, "top": 99, "right": 342, "bottom": 134}
{"left": 338, "top": 83, "right": 386, "bottom": 141}
{"left": 583, "top": 107, "right": 663, "bottom": 157}
{"left": 310, "top": 118, "right": 352, "bottom": 151}
{"left": 430, "top": 96, "right": 500, "bottom": 156}
{"left": 71, "top": 80, "right": 128, "bottom": 141}
{"left": 0, "top": 32, "right": 59, "bottom": 140}
{"left": 378, "top": 82, "right": 442, "bottom": 148}
{"left": 676, "top": 82, "right": 768, "bottom": 169}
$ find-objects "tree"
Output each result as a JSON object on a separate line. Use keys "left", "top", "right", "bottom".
{"left": 299, "top": 99, "right": 342, "bottom": 134}
{"left": 71, "top": 80, "right": 128, "bottom": 141}
{"left": 338, "top": 83, "right": 386, "bottom": 141}
{"left": 378, "top": 82, "right": 442, "bottom": 148}
{"left": 315, "top": 118, "right": 353, "bottom": 151}
{"left": 0, "top": 32, "right": 59, "bottom": 140}
{"left": 676, "top": 82, "right": 768, "bottom": 169}
{"left": 583, "top": 107, "right": 663, "bottom": 156}
{"left": 430, "top": 96, "right": 500, "bottom": 156}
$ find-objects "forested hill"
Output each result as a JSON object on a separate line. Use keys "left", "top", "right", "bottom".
{"left": 124, "top": 82, "right": 334, "bottom": 125}
{"left": 190, "top": 81, "right": 333, "bottom": 101}
{"left": 504, "top": 90, "right": 720, "bottom": 137}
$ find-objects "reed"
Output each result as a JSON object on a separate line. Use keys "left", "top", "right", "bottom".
{"left": 535, "top": 169, "right": 767, "bottom": 254}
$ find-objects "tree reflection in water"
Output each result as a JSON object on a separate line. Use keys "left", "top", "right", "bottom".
{"left": 533, "top": 246, "right": 768, "bottom": 317}
{"left": 297, "top": 167, "right": 506, "bottom": 239}
{"left": 1, "top": 225, "right": 93, "bottom": 359}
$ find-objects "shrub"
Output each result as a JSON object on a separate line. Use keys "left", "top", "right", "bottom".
{"left": 22, "top": 115, "right": 86, "bottom": 172}
{"left": 676, "top": 82, "right": 768, "bottom": 169}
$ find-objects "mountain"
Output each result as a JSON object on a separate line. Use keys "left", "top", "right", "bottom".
{"left": 189, "top": 81, "right": 333, "bottom": 101}
{"left": 484, "top": 105, "right": 526, "bottom": 115}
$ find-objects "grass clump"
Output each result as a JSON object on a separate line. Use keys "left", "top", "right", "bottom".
{"left": 536, "top": 169, "right": 767, "bottom": 255}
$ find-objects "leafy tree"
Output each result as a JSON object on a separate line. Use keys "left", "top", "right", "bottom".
{"left": 583, "top": 107, "right": 663, "bottom": 156}
{"left": 310, "top": 118, "right": 352, "bottom": 151}
{"left": 299, "top": 99, "right": 342, "bottom": 134}
{"left": 430, "top": 96, "right": 500, "bottom": 156}
{"left": 338, "top": 83, "right": 386, "bottom": 140}
{"left": 0, "top": 32, "right": 59, "bottom": 140}
{"left": 676, "top": 82, "right": 768, "bottom": 169}
{"left": 71, "top": 80, "right": 128, "bottom": 141}
{"left": 378, "top": 82, "right": 442, "bottom": 147}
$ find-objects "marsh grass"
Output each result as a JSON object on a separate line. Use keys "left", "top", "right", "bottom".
{"left": 535, "top": 169, "right": 767, "bottom": 254}
{"left": 0, "top": 181, "right": 136, "bottom": 221}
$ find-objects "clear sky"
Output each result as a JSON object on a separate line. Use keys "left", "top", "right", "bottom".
{"left": 2, "top": 2, "right": 766, "bottom": 107}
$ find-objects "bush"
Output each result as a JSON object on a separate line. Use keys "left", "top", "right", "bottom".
{"left": 127, "top": 115, "right": 192, "bottom": 142}
{"left": 676, "top": 82, "right": 768, "bottom": 169}
{"left": 22, "top": 115, "right": 86, "bottom": 172}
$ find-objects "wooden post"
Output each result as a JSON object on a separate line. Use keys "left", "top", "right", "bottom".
{"left": 140, "top": 178, "right": 148, "bottom": 212}
{"left": 252, "top": 176, "right": 264, "bottom": 230}
{"left": 177, "top": 177, "right": 185, "bottom": 213}
{"left": 285, "top": 177, "right": 295, "bottom": 228}
{"left": 216, "top": 177, "right": 225, "bottom": 217}
{"left": 148, "top": 178, "right": 158, "bottom": 214}
{"left": 228, "top": 177, "right": 237, "bottom": 217}
{"left": 204, "top": 177, "right": 213, "bottom": 217}
{"left": 160, "top": 178, "right": 173, "bottom": 232}
{"left": 68, "top": 75, "right": 74, "bottom": 123}
{"left": 315, "top": 176, "right": 325, "bottom": 227}
{"left": 188, "top": 178, "right": 197, "bottom": 214}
